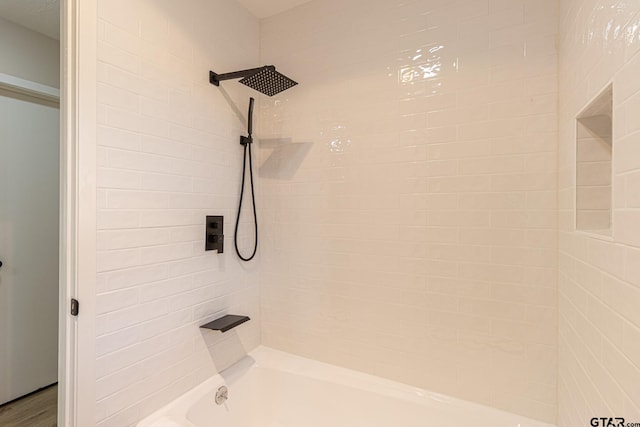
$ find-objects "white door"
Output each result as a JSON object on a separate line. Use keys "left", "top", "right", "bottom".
{"left": 0, "top": 92, "right": 59, "bottom": 405}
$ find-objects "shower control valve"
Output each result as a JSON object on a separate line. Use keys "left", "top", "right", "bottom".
{"left": 205, "top": 216, "right": 224, "bottom": 253}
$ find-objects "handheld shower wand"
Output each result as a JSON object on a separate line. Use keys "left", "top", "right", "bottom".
{"left": 234, "top": 97, "right": 258, "bottom": 261}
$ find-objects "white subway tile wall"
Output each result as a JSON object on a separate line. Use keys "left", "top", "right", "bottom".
{"left": 558, "top": 0, "right": 640, "bottom": 426}
{"left": 95, "top": 0, "right": 260, "bottom": 425}
{"left": 259, "top": 0, "right": 558, "bottom": 422}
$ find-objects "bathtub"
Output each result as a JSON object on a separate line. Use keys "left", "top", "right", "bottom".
{"left": 137, "top": 346, "right": 556, "bottom": 427}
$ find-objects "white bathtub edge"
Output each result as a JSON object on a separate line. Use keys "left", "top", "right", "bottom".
{"left": 137, "top": 345, "right": 557, "bottom": 427}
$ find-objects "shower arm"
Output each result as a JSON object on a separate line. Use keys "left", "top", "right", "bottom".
{"left": 209, "top": 66, "right": 276, "bottom": 86}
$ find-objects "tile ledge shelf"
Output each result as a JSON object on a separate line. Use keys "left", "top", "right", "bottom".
{"left": 574, "top": 229, "right": 614, "bottom": 242}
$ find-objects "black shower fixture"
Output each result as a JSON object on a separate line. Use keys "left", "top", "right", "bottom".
{"left": 209, "top": 65, "right": 298, "bottom": 96}
{"left": 234, "top": 97, "right": 258, "bottom": 262}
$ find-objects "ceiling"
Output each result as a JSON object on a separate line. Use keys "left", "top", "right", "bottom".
{"left": 236, "top": 0, "right": 313, "bottom": 19}
{"left": 0, "top": 0, "right": 59, "bottom": 40}
{"left": 0, "top": 0, "right": 309, "bottom": 41}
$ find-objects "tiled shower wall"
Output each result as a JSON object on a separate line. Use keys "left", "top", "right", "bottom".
{"left": 259, "top": 0, "right": 558, "bottom": 421}
{"left": 558, "top": 0, "right": 640, "bottom": 425}
{"left": 95, "top": 0, "right": 260, "bottom": 425}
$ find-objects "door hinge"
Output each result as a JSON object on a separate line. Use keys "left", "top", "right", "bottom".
{"left": 70, "top": 298, "right": 79, "bottom": 316}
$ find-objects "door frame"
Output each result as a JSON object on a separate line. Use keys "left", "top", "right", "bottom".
{"left": 59, "top": 0, "right": 97, "bottom": 426}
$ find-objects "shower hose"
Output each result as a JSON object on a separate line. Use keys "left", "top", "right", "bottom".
{"left": 234, "top": 97, "right": 258, "bottom": 262}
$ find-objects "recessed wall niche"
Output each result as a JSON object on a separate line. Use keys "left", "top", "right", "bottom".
{"left": 576, "top": 85, "right": 613, "bottom": 235}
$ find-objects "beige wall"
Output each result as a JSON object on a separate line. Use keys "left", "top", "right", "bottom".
{"left": 94, "top": 0, "right": 260, "bottom": 425}
{"left": 0, "top": 16, "right": 59, "bottom": 88}
{"left": 259, "top": 0, "right": 558, "bottom": 422}
{"left": 558, "top": 0, "right": 640, "bottom": 425}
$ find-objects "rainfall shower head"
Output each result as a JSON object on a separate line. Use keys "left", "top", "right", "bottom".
{"left": 239, "top": 67, "right": 297, "bottom": 97}
{"left": 209, "top": 65, "right": 298, "bottom": 96}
